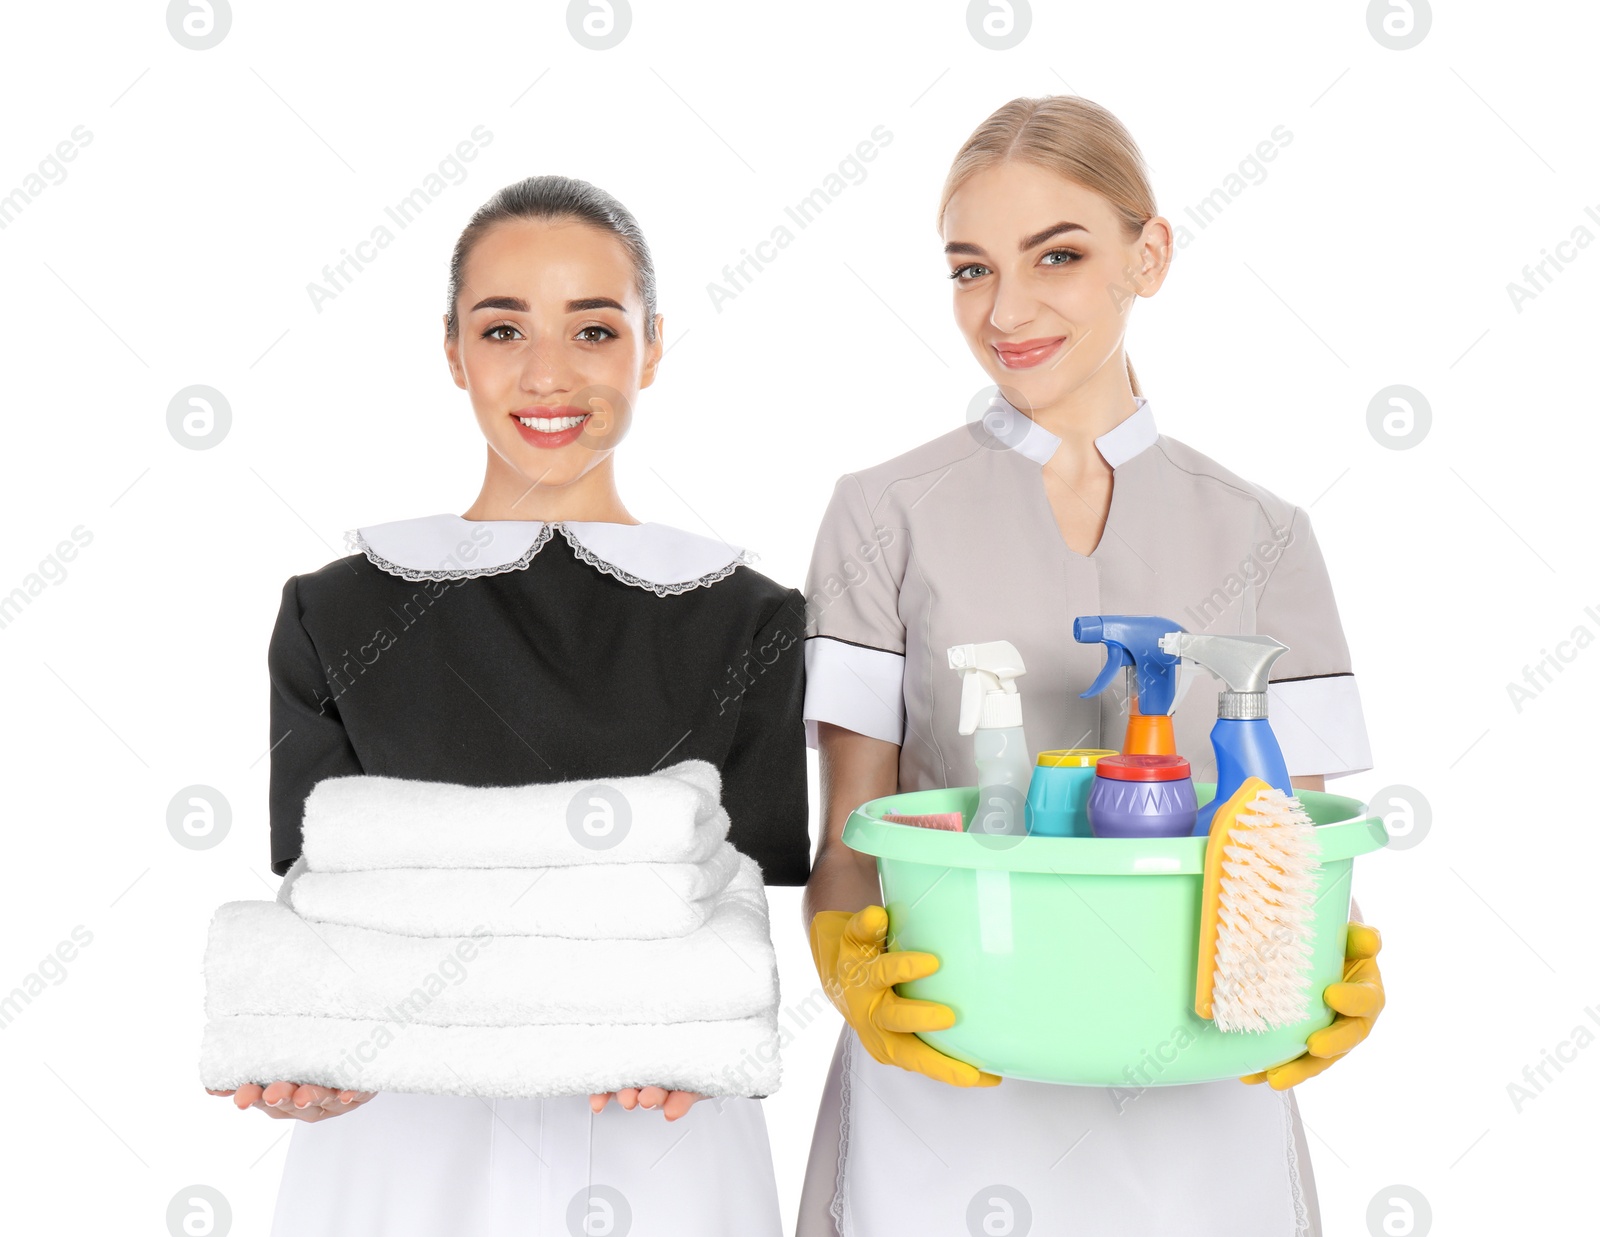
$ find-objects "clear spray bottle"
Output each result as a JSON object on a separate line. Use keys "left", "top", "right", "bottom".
{"left": 948, "top": 641, "right": 1032, "bottom": 836}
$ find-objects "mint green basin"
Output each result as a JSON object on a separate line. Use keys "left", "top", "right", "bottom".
{"left": 842, "top": 784, "right": 1388, "bottom": 1087}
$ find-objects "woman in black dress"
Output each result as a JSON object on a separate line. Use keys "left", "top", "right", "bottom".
{"left": 208, "top": 176, "right": 809, "bottom": 1237}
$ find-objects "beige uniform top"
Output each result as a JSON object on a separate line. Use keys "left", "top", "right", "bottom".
{"left": 795, "top": 394, "right": 1371, "bottom": 1237}
{"left": 802, "top": 394, "right": 1372, "bottom": 788}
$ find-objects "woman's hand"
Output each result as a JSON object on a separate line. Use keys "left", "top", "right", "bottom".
{"left": 207, "top": 1081, "right": 377, "bottom": 1121}
{"left": 811, "top": 906, "right": 1001, "bottom": 1088}
{"left": 1241, "top": 921, "right": 1386, "bottom": 1089}
{"left": 588, "top": 1087, "right": 706, "bottom": 1121}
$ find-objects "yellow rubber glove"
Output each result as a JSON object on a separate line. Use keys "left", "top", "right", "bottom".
{"left": 1242, "top": 921, "right": 1385, "bottom": 1089}
{"left": 810, "top": 906, "right": 1000, "bottom": 1088}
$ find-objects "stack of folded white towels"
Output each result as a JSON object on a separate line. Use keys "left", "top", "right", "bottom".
{"left": 197, "top": 760, "right": 782, "bottom": 1099}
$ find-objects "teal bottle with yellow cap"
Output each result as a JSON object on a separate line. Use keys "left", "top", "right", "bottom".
{"left": 1024, "top": 748, "right": 1118, "bottom": 837}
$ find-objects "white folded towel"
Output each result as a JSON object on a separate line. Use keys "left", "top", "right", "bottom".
{"left": 205, "top": 857, "right": 774, "bottom": 1026}
{"left": 198, "top": 1011, "right": 781, "bottom": 1099}
{"left": 302, "top": 759, "right": 728, "bottom": 871}
{"left": 288, "top": 842, "right": 743, "bottom": 938}
{"left": 203, "top": 760, "right": 785, "bottom": 1099}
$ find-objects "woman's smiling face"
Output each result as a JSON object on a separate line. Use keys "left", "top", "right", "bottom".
{"left": 445, "top": 216, "right": 662, "bottom": 495}
{"left": 942, "top": 161, "right": 1168, "bottom": 413}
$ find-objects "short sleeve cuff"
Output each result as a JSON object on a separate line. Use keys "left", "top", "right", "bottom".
{"left": 803, "top": 636, "right": 904, "bottom": 748}
{"left": 1269, "top": 674, "right": 1373, "bottom": 780}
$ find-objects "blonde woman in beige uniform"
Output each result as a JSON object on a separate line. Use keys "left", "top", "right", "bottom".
{"left": 798, "top": 97, "right": 1388, "bottom": 1236}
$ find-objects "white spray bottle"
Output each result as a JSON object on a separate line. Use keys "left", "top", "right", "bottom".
{"left": 948, "top": 641, "right": 1032, "bottom": 835}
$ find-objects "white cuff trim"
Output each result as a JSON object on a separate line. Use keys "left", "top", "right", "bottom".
{"left": 1269, "top": 674, "right": 1373, "bottom": 780}
{"left": 803, "top": 638, "right": 905, "bottom": 748}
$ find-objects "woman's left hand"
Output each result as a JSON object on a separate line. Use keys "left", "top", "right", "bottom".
{"left": 1241, "top": 921, "right": 1386, "bottom": 1090}
{"left": 208, "top": 1081, "right": 378, "bottom": 1120}
{"left": 588, "top": 1087, "right": 706, "bottom": 1120}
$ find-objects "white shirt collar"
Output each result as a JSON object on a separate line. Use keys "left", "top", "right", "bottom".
{"left": 345, "top": 514, "right": 755, "bottom": 595}
{"left": 982, "top": 394, "right": 1158, "bottom": 468}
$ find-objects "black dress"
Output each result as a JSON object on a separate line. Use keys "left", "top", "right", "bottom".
{"left": 267, "top": 513, "right": 810, "bottom": 883}
{"left": 261, "top": 512, "right": 807, "bottom": 1237}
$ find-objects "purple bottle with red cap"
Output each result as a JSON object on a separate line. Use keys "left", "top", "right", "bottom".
{"left": 1085, "top": 754, "right": 1199, "bottom": 839}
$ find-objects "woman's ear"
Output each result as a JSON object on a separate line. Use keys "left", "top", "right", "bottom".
{"left": 443, "top": 320, "right": 467, "bottom": 390}
{"left": 1131, "top": 217, "right": 1175, "bottom": 299}
{"left": 639, "top": 314, "right": 666, "bottom": 390}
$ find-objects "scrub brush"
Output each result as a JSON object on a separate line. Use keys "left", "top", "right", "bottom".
{"left": 1194, "top": 776, "right": 1322, "bottom": 1033}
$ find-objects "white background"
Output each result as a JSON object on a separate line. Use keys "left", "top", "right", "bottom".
{"left": 0, "top": 1, "right": 1594, "bottom": 1234}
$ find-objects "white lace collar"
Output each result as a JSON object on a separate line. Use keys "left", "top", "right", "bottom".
{"left": 982, "top": 394, "right": 1159, "bottom": 468}
{"left": 344, "top": 514, "right": 756, "bottom": 596}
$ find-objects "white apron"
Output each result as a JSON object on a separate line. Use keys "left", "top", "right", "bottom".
{"left": 796, "top": 1026, "right": 1320, "bottom": 1236}
{"left": 271, "top": 1090, "right": 782, "bottom": 1236}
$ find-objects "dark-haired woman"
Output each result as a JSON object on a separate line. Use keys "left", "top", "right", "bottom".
{"left": 207, "top": 176, "right": 808, "bottom": 1237}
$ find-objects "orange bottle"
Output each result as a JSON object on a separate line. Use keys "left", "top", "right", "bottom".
{"left": 1122, "top": 686, "right": 1176, "bottom": 756}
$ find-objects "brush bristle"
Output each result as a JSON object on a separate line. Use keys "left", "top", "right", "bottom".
{"left": 1209, "top": 788, "right": 1321, "bottom": 1033}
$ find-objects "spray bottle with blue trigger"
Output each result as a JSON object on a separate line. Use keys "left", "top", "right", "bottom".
{"left": 1158, "top": 631, "right": 1292, "bottom": 835}
{"left": 1073, "top": 615, "right": 1186, "bottom": 755}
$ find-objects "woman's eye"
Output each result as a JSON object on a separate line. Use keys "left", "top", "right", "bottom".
{"left": 576, "top": 325, "right": 617, "bottom": 343}
{"left": 482, "top": 324, "right": 520, "bottom": 341}
{"left": 949, "top": 263, "right": 990, "bottom": 281}
{"left": 1041, "top": 249, "right": 1083, "bottom": 267}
